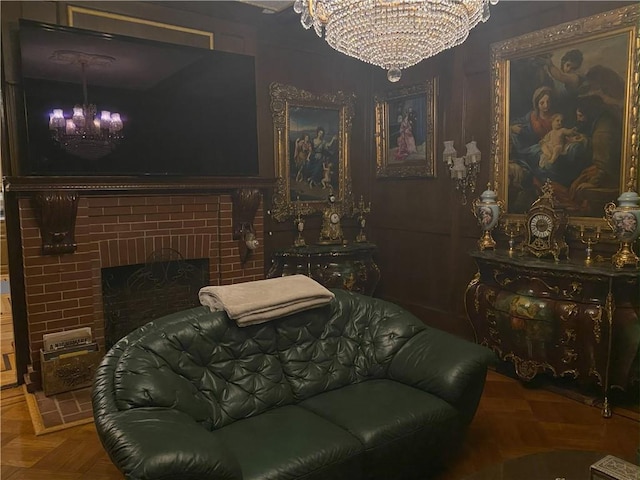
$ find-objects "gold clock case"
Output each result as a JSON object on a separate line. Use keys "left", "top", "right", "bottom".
{"left": 520, "top": 181, "right": 569, "bottom": 261}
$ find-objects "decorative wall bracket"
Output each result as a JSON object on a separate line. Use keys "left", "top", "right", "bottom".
{"left": 31, "top": 191, "right": 79, "bottom": 255}
{"left": 231, "top": 188, "right": 262, "bottom": 265}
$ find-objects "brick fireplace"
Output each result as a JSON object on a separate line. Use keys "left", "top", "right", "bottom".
{"left": 15, "top": 189, "right": 266, "bottom": 380}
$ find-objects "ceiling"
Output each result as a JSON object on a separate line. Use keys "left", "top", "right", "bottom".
{"left": 150, "top": 1, "right": 298, "bottom": 24}
{"left": 237, "top": 1, "right": 294, "bottom": 14}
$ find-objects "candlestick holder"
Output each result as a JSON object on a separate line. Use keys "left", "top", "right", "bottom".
{"left": 353, "top": 195, "right": 371, "bottom": 243}
{"left": 578, "top": 225, "right": 601, "bottom": 265}
{"left": 292, "top": 196, "right": 306, "bottom": 248}
{"left": 502, "top": 219, "right": 523, "bottom": 256}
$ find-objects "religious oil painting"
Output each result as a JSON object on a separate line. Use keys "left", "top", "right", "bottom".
{"left": 270, "top": 82, "right": 355, "bottom": 222}
{"left": 289, "top": 106, "right": 340, "bottom": 198}
{"left": 375, "top": 79, "right": 437, "bottom": 178}
{"left": 491, "top": 5, "right": 639, "bottom": 225}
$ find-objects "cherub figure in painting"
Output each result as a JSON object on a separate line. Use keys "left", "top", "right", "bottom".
{"left": 538, "top": 113, "right": 585, "bottom": 169}
{"left": 321, "top": 161, "right": 332, "bottom": 189}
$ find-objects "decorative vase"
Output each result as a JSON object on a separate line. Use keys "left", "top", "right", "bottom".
{"left": 472, "top": 185, "right": 503, "bottom": 251}
{"left": 604, "top": 191, "right": 640, "bottom": 268}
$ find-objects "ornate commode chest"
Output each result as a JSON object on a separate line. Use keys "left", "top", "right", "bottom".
{"left": 465, "top": 250, "right": 639, "bottom": 417}
{"left": 267, "top": 243, "right": 380, "bottom": 296}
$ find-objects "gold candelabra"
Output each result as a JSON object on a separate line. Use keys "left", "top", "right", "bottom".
{"left": 293, "top": 196, "right": 306, "bottom": 247}
{"left": 502, "top": 219, "right": 523, "bottom": 256}
{"left": 353, "top": 195, "right": 371, "bottom": 243}
{"left": 578, "top": 225, "right": 601, "bottom": 265}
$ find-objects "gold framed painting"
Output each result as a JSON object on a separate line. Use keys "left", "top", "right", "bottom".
{"left": 375, "top": 79, "right": 438, "bottom": 178}
{"left": 270, "top": 82, "right": 355, "bottom": 222}
{"left": 490, "top": 5, "right": 639, "bottom": 227}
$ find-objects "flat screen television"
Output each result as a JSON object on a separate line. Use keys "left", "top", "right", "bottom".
{"left": 18, "top": 20, "right": 259, "bottom": 176}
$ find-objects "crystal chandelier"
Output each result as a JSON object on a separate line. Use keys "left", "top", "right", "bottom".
{"left": 48, "top": 50, "right": 124, "bottom": 160}
{"left": 294, "top": 0, "right": 498, "bottom": 82}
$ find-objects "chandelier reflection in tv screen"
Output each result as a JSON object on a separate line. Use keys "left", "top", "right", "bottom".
{"left": 294, "top": 0, "right": 498, "bottom": 82}
{"left": 48, "top": 50, "right": 124, "bottom": 160}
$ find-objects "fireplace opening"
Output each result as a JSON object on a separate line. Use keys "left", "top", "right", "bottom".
{"left": 102, "top": 249, "right": 209, "bottom": 349}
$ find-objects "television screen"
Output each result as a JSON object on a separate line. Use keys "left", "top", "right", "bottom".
{"left": 18, "top": 20, "right": 259, "bottom": 176}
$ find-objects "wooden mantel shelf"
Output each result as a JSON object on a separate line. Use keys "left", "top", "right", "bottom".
{"left": 3, "top": 176, "right": 276, "bottom": 193}
{"left": 4, "top": 176, "right": 274, "bottom": 258}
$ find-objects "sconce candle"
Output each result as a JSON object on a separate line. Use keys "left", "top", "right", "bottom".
{"left": 465, "top": 140, "right": 481, "bottom": 164}
{"left": 443, "top": 141, "right": 456, "bottom": 167}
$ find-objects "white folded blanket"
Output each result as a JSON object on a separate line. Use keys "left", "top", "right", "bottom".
{"left": 198, "top": 275, "right": 335, "bottom": 327}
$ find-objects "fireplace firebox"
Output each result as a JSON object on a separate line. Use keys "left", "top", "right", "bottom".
{"left": 102, "top": 249, "right": 209, "bottom": 349}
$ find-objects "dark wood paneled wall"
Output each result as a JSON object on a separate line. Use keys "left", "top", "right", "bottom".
{"left": 259, "top": 1, "right": 634, "bottom": 340}
{"left": 2, "top": 1, "right": 634, "bottom": 347}
{"left": 363, "top": 1, "right": 635, "bottom": 339}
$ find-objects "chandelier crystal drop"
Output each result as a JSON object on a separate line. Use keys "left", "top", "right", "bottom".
{"left": 48, "top": 50, "right": 124, "bottom": 160}
{"left": 294, "top": 0, "right": 498, "bottom": 81}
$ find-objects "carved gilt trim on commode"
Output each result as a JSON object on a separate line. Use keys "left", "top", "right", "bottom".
{"left": 586, "top": 306, "right": 603, "bottom": 344}
{"left": 562, "top": 348, "right": 578, "bottom": 364}
{"left": 589, "top": 366, "right": 604, "bottom": 387}
{"left": 486, "top": 309, "right": 501, "bottom": 345}
{"left": 504, "top": 352, "right": 578, "bottom": 381}
{"left": 562, "top": 282, "right": 583, "bottom": 298}
{"left": 558, "top": 329, "right": 577, "bottom": 346}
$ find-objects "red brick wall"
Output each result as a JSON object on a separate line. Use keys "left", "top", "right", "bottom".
{"left": 18, "top": 193, "right": 264, "bottom": 374}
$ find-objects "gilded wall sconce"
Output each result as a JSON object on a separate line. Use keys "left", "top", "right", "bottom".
{"left": 443, "top": 140, "right": 481, "bottom": 205}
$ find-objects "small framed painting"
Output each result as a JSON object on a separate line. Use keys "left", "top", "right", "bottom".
{"left": 374, "top": 79, "right": 438, "bottom": 178}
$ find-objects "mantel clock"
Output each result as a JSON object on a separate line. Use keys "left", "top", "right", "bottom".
{"left": 318, "top": 190, "right": 344, "bottom": 245}
{"left": 521, "top": 180, "right": 569, "bottom": 261}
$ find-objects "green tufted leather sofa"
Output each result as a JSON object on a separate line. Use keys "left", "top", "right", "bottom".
{"left": 92, "top": 289, "right": 496, "bottom": 480}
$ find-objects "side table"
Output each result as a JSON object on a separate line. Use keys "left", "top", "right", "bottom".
{"left": 267, "top": 243, "right": 380, "bottom": 296}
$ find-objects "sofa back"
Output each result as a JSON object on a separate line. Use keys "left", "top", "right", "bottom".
{"left": 275, "top": 290, "right": 425, "bottom": 400}
{"left": 109, "top": 308, "right": 294, "bottom": 430}
{"left": 104, "top": 289, "right": 425, "bottom": 429}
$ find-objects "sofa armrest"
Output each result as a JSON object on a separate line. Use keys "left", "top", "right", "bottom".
{"left": 96, "top": 408, "right": 242, "bottom": 480}
{"left": 388, "top": 329, "right": 496, "bottom": 424}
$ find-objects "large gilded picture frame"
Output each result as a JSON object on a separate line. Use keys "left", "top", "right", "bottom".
{"left": 270, "top": 82, "right": 355, "bottom": 222}
{"left": 375, "top": 79, "right": 438, "bottom": 178}
{"left": 491, "top": 5, "right": 639, "bottom": 227}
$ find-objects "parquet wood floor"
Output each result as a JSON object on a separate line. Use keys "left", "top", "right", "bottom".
{"left": 1, "top": 285, "right": 17, "bottom": 388}
{"left": 1, "top": 370, "right": 638, "bottom": 479}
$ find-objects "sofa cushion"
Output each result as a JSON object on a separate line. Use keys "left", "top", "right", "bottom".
{"left": 299, "top": 379, "right": 461, "bottom": 479}
{"left": 212, "top": 405, "right": 363, "bottom": 480}
{"left": 275, "top": 290, "right": 425, "bottom": 400}
{"left": 112, "top": 307, "right": 294, "bottom": 429}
